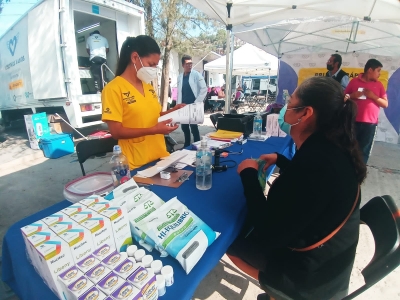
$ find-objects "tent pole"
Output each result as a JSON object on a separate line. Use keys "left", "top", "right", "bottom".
{"left": 224, "top": 2, "right": 233, "bottom": 114}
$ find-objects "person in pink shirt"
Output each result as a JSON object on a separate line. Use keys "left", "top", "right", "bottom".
{"left": 344, "top": 59, "right": 388, "bottom": 163}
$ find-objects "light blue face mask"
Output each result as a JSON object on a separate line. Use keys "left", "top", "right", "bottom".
{"left": 278, "top": 104, "right": 304, "bottom": 135}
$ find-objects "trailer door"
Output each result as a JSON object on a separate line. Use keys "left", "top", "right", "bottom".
{"left": 28, "top": 0, "right": 67, "bottom": 100}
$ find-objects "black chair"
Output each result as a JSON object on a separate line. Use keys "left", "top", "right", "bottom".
{"left": 210, "top": 113, "right": 223, "bottom": 130}
{"left": 76, "top": 137, "right": 118, "bottom": 176}
{"left": 258, "top": 195, "right": 400, "bottom": 300}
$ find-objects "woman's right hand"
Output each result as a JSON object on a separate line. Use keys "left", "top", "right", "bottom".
{"left": 259, "top": 153, "right": 278, "bottom": 172}
{"left": 153, "top": 119, "right": 179, "bottom": 135}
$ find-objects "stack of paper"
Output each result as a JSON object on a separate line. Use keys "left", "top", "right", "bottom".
{"left": 248, "top": 133, "right": 270, "bottom": 141}
{"left": 136, "top": 151, "right": 188, "bottom": 177}
{"left": 192, "top": 140, "right": 231, "bottom": 150}
{"left": 208, "top": 130, "right": 243, "bottom": 142}
{"left": 161, "top": 149, "right": 196, "bottom": 168}
{"left": 158, "top": 102, "right": 204, "bottom": 124}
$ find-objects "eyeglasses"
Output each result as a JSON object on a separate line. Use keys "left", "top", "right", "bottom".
{"left": 287, "top": 106, "right": 306, "bottom": 111}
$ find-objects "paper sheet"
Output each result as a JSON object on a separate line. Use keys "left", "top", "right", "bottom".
{"left": 358, "top": 88, "right": 366, "bottom": 100}
{"left": 136, "top": 152, "right": 188, "bottom": 178}
{"left": 158, "top": 102, "right": 204, "bottom": 124}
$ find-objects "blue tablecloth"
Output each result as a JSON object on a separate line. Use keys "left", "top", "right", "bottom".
{"left": 2, "top": 136, "right": 294, "bottom": 300}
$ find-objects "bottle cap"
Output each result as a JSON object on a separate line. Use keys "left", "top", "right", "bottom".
{"left": 142, "top": 255, "right": 153, "bottom": 268}
{"left": 200, "top": 136, "right": 208, "bottom": 148}
{"left": 113, "top": 145, "right": 121, "bottom": 154}
{"left": 151, "top": 260, "right": 163, "bottom": 274}
{"left": 126, "top": 245, "right": 137, "bottom": 257}
{"left": 134, "top": 249, "right": 145, "bottom": 262}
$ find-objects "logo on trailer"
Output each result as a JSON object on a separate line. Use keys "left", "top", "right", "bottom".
{"left": 7, "top": 34, "right": 19, "bottom": 56}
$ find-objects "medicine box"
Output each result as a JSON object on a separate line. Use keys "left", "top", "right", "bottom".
{"left": 49, "top": 220, "right": 75, "bottom": 236}
{"left": 81, "top": 216, "right": 115, "bottom": 250}
{"left": 100, "top": 206, "right": 133, "bottom": 252}
{"left": 61, "top": 205, "right": 85, "bottom": 217}
{"left": 42, "top": 212, "right": 70, "bottom": 227}
{"left": 92, "top": 244, "right": 115, "bottom": 261}
{"left": 111, "top": 281, "right": 142, "bottom": 300}
{"left": 58, "top": 224, "right": 95, "bottom": 264}
{"left": 76, "top": 254, "right": 100, "bottom": 273}
{"left": 90, "top": 202, "right": 112, "bottom": 214}
{"left": 26, "top": 231, "right": 55, "bottom": 275}
{"left": 102, "top": 251, "right": 128, "bottom": 270}
{"left": 113, "top": 259, "right": 140, "bottom": 280}
{"left": 35, "top": 236, "right": 75, "bottom": 300}
{"left": 70, "top": 210, "right": 98, "bottom": 224}
{"left": 58, "top": 265, "right": 84, "bottom": 299}
{"left": 127, "top": 266, "right": 158, "bottom": 300}
{"left": 97, "top": 271, "right": 124, "bottom": 296}
{"left": 86, "top": 263, "right": 111, "bottom": 285}
{"left": 77, "top": 286, "right": 108, "bottom": 300}
{"left": 21, "top": 221, "right": 48, "bottom": 264}
{"left": 79, "top": 195, "right": 104, "bottom": 207}
{"left": 24, "top": 112, "right": 50, "bottom": 150}
{"left": 67, "top": 275, "right": 94, "bottom": 299}
{"left": 38, "top": 133, "right": 74, "bottom": 159}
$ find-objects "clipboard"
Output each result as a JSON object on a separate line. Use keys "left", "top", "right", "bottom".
{"left": 133, "top": 170, "right": 194, "bottom": 188}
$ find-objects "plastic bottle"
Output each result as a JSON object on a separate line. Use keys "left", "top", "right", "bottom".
{"left": 110, "top": 145, "right": 131, "bottom": 187}
{"left": 253, "top": 112, "right": 262, "bottom": 139}
{"left": 196, "top": 137, "right": 212, "bottom": 190}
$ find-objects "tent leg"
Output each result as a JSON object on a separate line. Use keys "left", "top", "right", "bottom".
{"left": 225, "top": 26, "right": 233, "bottom": 113}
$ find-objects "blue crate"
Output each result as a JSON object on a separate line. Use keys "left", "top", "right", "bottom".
{"left": 39, "top": 133, "right": 75, "bottom": 159}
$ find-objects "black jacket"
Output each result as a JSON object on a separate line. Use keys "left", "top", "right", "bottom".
{"left": 240, "top": 132, "right": 360, "bottom": 298}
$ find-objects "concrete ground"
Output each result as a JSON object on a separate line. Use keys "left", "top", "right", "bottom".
{"left": 1, "top": 113, "right": 400, "bottom": 300}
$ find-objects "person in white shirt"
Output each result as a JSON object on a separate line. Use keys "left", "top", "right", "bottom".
{"left": 86, "top": 30, "right": 109, "bottom": 93}
{"left": 177, "top": 55, "right": 207, "bottom": 147}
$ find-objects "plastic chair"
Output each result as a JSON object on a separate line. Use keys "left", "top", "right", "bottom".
{"left": 257, "top": 195, "right": 400, "bottom": 300}
{"left": 76, "top": 137, "right": 118, "bottom": 176}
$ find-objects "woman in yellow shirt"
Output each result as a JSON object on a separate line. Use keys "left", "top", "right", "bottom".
{"left": 102, "top": 35, "right": 185, "bottom": 170}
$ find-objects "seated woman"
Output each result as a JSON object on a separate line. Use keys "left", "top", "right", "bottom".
{"left": 102, "top": 35, "right": 185, "bottom": 170}
{"left": 228, "top": 77, "right": 366, "bottom": 300}
{"left": 232, "top": 88, "right": 244, "bottom": 109}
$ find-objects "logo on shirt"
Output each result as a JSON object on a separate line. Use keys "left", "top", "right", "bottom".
{"left": 122, "top": 91, "right": 136, "bottom": 104}
{"left": 104, "top": 107, "right": 112, "bottom": 114}
{"left": 149, "top": 89, "right": 158, "bottom": 99}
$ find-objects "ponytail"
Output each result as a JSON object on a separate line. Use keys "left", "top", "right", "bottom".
{"left": 325, "top": 100, "right": 367, "bottom": 184}
{"left": 296, "top": 77, "right": 367, "bottom": 184}
{"left": 115, "top": 35, "right": 161, "bottom": 76}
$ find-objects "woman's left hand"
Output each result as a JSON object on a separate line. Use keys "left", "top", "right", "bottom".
{"left": 173, "top": 104, "right": 186, "bottom": 110}
{"left": 237, "top": 159, "right": 259, "bottom": 174}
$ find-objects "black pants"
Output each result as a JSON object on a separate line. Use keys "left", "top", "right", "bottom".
{"left": 90, "top": 57, "right": 107, "bottom": 92}
{"left": 181, "top": 124, "right": 200, "bottom": 147}
{"left": 355, "top": 122, "right": 377, "bottom": 164}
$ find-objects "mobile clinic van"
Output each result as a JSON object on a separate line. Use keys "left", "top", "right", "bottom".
{"left": 0, "top": 0, "right": 144, "bottom": 128}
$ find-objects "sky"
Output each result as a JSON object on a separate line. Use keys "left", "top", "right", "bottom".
{"left": 0, "top": 0, "right": 38, "bottom": 37}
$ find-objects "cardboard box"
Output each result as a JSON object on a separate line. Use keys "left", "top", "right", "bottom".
{"left": 111, "top": 281, "right": 142, "bottom": 300}
{"left": 97, "top": 271, "right": 124, "bottom": 296}
{"left": 24, "top": 112, "right": 50, "bottom": 150}
{"left": 58, "top": 265, "right": 84, "bottom": 298}
{"left": 92, "top": 244, "right": 115, "bottom": 261}
{"left": 42, "top": 212, "right": 70, "bottom": 227}
{"left": 79, "top": 195, "right": 104, "bottom": 207}
{"left": 100, "top": 206, "right": 133, "bottom": 252}
{"left": 85, "top": 263, "right": 111, "bottom": 285}
{"left": 113, "top": 259, "right": 140, "bottom": 280}
{"left": 61, "top": 205, "right": 85, "bottom": 217}
{"left": 76, "top": 254, "right": 100, "bottom": 273}
{"left": 49, "top": 122, "right": 74, "bottom": 134}
{"left": 49, "top": 220, "right": 75, "bottom": 236}
{"left": 81, "top": 216, "right": 115, "bottom": 250}
{"left": 58, "top": 224, "right": 96, "bottom": 264}
{"left": 67, "top": 275, "right": 94, "bottom": 299}
{"left": 21, "top": 221, "right": 48, "bottom": 265}
{"left": 70, "top": 210, "right": 98, "bottom": 224}
{"left": 102, "top": 251, "right": 128, "bottom": 270}
{"left": 25, "top": 231, "right": 55, "bottom": 275}
{"left": 90, "top": 202, "right": 112, "bottom": 214}
{"left": 35, "top": 236, "right": 75, "bottom": 299}
{"left": 127, "top": 266, "right": 158, "bottom": 300}
{"left": 77, "top": 286, "right": 108, "bottom": 300}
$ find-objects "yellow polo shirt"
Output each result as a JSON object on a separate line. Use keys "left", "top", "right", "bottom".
{"left": 101, "top": 76, "right": 169, "bottom": 170}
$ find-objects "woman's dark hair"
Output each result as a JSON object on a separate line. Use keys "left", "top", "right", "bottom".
{"left": 115, "top": 35, "right": 161, "bottom": 76}
{"left": 296, "top": 77, "right": 367, "bottom": 184}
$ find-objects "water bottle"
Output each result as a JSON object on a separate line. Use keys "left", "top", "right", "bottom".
{"left": 110, "top": 145, "right": 131, "bottom": 187}
{"left": 253, "top": 112, "right": 262, "bottom": 139}
{"left": 196, "top": 137, "right": 212, "bottom": 190}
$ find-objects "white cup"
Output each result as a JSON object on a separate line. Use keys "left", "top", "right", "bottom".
{"left": 161, "top": 265, "right": 174, "bottom": 287}
{"left": 142, "top": 255, "right": 153, "bottom": 268}
{"left": 126, "top": 245, "right": 138, "bottom": 257}
{"left": 134, "top": 249, "right": 145, "bottom": 262}
{"left": 151, "top": 260, "right": 163, "bottom": 274}
{"left": 156, "top": 274, "right": 166, "bottom": 296}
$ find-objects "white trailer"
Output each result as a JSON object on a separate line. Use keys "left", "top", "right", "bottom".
{"left": 0, "top": 0, "right": 144, "bottom": 127}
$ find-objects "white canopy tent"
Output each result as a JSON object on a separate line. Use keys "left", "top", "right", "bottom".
{"left": 203, "top": 43, "right": 278, "bottom": 76}
{"left": 186, "top": 0, "right": 400, "bottom": 111}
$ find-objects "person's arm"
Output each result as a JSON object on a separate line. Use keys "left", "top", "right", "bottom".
{"left": 341, "top": 75, "right": 350, "bottom": 89}
{"left": 195, "top": 72, "right": 208, "bottom": 102}
{"left": 275, "top": 153, "right": 291, "bottom": 171}
{"left": 86, "top": 49, "right": 90, "bottom": 56}
{"left": 105, "top": 120, "right": 178, "bottom": 140}
{"left": 239, "top": 160, "right": 332, "bottom": 249}
{"left": 363, "top": 88, "right": 388, "bottom": 108}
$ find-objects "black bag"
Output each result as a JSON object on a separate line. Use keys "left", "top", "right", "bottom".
{"left": 217, "top": 112, "right": 269, "bottom": 137}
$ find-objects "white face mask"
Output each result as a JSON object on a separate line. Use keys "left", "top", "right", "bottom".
{"left": 134, "top": 56, "right": 157, "bottom": 83}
